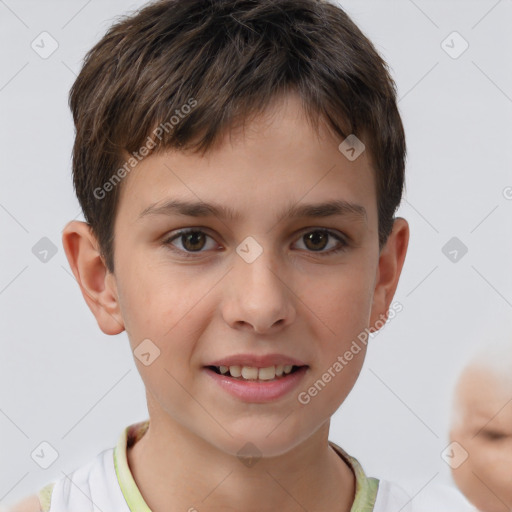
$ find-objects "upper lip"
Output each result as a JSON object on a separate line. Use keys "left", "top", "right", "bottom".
{"left": 206, "top": 353, "right": 308, "bottom": 368}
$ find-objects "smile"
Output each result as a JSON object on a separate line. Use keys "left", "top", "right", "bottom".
{"left": 203, "top": 365, "right": 309, "bottom": 402}
{"left": 207, "top": 364, "right": 304, "bottom": 381}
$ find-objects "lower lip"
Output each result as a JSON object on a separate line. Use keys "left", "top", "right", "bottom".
{"left": 204, "top": 366, "right": 308, "bottom": 403}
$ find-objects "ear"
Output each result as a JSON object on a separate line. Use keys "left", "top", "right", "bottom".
{"left": 61, "top": 220, "right": 125, "bottom": 335}
{"left": 369, "top": 217, "right": 409, "bottom": 333}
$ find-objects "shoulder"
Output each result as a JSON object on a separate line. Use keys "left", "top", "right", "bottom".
{"left": 6, "top": 447, "right": 114, "bottom": 512}
{"left": 374, "top": 479, "right": 475, "bottom": 512}
{"left": 6, "top": 481, "right": 55, "bottom": 512}
{"left": 5, "top": 494, "right": 42, "bottom": 512}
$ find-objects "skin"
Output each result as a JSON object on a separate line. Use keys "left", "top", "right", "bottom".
{"left": 450, "top": 365, "right": 512, "bottom": 512}
{"left": 58, "top": 91, "right": 409, "bottom": 512}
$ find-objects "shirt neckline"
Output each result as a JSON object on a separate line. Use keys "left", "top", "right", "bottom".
{"left": 114, "top": 420, "right": 152, "bottom": 512}
{"left": 113, "top": 420, "right": 378, "bottom": 512}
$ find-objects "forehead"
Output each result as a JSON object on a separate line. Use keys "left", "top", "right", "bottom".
{"left": 117, "top": 92, "right": 377, "bottom": 225}
{"left": 456, "top": 367, "right": 512, "bottom": 423}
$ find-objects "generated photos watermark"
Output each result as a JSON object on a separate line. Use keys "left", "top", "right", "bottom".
{"left": 93, "top": 97, "right": 197, "bottom": 200}
{"left": 297, "top": 300, "right": 403, "bottom": 405}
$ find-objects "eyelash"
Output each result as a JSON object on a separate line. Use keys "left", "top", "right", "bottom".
{"left": 162, "top": 228, "right": 348, "bottom": 259}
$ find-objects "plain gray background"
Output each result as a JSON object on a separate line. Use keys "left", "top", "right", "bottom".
{"left": 1, "top": 0, "right": 511, "bottom": 508}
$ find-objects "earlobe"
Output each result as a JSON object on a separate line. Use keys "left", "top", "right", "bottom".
{"left": 61, "top": 220, "right": 125, "bottom": 335}
{"left": 369, "top": 217, "right": 409, "bottom": 333}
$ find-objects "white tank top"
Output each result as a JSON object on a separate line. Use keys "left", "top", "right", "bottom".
{"left": 36, "top": 420, "right": 472, "bottom": 512}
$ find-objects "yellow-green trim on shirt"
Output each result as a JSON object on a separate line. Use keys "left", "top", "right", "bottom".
{"left": 37, "top": 482, "right": 55, "bottom": 512}
{"left": 113, "top": 420, "right": 152, "bottom": 512}
{"left": 114, "top": 420, "right": 379, "bottom": 512}
{"left": 329, "top": 441, "right": 379, "bottom": 512}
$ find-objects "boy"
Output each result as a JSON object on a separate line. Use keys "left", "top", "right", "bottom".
{"left": 449, "top": 340, "right": 512, "bottom": 512}
{"left": 10, "top": 0, "right": 471, "bottom": 510}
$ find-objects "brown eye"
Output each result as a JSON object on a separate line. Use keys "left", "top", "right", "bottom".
{"left": 181, "top": 231, "right": 207, "bottom": 251}
{"left": 164, "top": 229, "right": 218, "bottom": 256}
{"left": 295, "top": 229, "right": 347, "bottom": 254}
{"left": 303, "top": 231, "right": 329, "bottom": 251}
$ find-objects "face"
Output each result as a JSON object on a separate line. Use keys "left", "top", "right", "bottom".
{"left": 450, "top": 366, "right": 512, "bottom": 512}
{"left": 68, "top": 92, "right": 408, "bottom": 459}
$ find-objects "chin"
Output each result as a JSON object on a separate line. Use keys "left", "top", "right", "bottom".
{"left": 206, "top": 427, "right": 307, "bottom": 460}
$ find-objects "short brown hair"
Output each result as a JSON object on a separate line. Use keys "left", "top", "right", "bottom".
{"left": 69, "top": 0, "right": 406, "bottom": 273}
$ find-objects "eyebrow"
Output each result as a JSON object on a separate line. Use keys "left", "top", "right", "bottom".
{"left": 137, "top": 198, "right": 367, "bottom": 224}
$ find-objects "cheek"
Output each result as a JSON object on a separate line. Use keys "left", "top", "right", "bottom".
{"left": 473, "top": 443, "right": 512, "bottom": 497}
{"left": 120, "top": 265, "right": 214, "bottom": 416}
{"left": 302, "top": 268, "right": 374, "bottom": 340}
{"left": 118, "top": 256, "right": 209, "bottom": 341}
{"left": 294, "top": 273, "right": 372, "bottom": 411}
{"left": 452, "top": 438, "right": 512, "bottom": 510}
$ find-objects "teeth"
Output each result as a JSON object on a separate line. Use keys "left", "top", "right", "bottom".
{"left": 241, "top": 366, "right": 259, "bottom": 380}
{"left": 258, "top": 366, "right": 276, "bottom": 380}
{"left": 229, "top": 365, "right": 242, "bottom": 378}
{"left": 215, "top": 364, "right": 299, "bottom": 380}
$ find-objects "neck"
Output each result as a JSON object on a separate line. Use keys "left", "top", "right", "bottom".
{"left": 126, "top": 417, "right": 355, "bottom": 512}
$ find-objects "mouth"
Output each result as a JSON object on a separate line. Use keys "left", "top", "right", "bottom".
{"left": 204, "top": 364, "right": 307, "bottom": 382}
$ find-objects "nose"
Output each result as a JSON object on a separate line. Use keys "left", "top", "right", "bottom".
{"left": 222, "top": 249, "right": 296, "bottom": 334}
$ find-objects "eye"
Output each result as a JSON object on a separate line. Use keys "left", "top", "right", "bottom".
{"left": 163, "top": 229, "right": 218, "bottom": 256}
{"left": 480, "top": 430, "right": 508, "bottom": 441}
{"left": 293, "top": 229, "right": 347, "bottom": 255}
